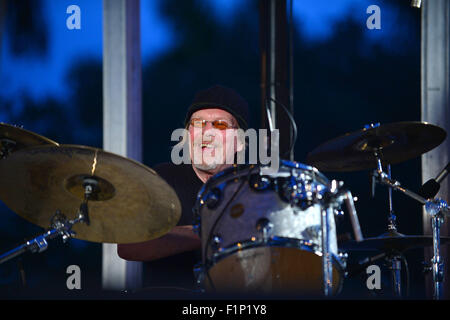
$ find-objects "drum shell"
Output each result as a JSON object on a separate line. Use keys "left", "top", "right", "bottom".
{"left": 195, "top": 163, "right": 344, "bottom": 296}
{"left": 200, "top": 182, "right": 339, "bottom": 263}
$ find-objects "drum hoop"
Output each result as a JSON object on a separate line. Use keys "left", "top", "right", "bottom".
{"left": 192, "top": 164, "right": 260, "bottom": 231}
{"left": 193, "top": 161, "right": 329, "bottom": 213}
{"left": 199, "top": 236, "right": 345, "bottom": 295}
{"left": 206, "top": 236, "right": 345, "bottom": 272}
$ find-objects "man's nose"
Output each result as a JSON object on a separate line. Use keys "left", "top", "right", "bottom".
{"left": 203, "top": 121, "right": 214, "bottom": 130}
{"left": 202, "top": 121, "right": 215, "bottom": 136}
{"left": 202, "top": 122, "right": 218, "bottom": 141}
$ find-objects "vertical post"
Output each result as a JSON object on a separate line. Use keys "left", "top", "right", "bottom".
{"left": 387, "top": 164, "right": 397, "bottom": 231}
{"left": 421, "top": 0, "right": 450, "bottom": 300}
{"left": 391, "top": 257, "right": 402, "bottom": 297}
{"left": 102, "top": 0, "right": 142, "bottom": 291}
{"left": 259, "top": 0, "right": 293, "bottom": 160}
{"left": 321, "top": 207, "right": 333, "bottom": 296}
{"left": 431, "top": 215, "right": 443, "bottom": 299}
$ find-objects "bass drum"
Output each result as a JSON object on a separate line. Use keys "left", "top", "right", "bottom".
{"left": 193, "top": 160, "right": 345, "bottom": 297}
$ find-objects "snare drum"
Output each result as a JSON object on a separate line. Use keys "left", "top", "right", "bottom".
{"left": 193, "top": 160, "right": 345, "bottom": 296}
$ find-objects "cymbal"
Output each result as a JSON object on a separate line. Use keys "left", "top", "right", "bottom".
{"left": 340, "top": 230, "right": 450, "bottom": 253}
{"left": 306, "top": 122, "right": 447, "bottom": 172}
{"left": 0, "top": 144, "right": 181, "bottom": 243}
{"left": 0, "top": 123, "right": 58, "bottom": 157}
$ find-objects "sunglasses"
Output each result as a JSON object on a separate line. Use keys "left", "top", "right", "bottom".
{"left": 189, "top": 118, "right": 236, "bottom": 130}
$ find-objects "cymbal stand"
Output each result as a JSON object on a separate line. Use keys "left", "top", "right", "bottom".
{"left": 372, "top": 168, "right": 450, "bottom": 300}
{"left": 373, "top": 151, "right": 402, "bottom": 297}
{"left": 385, "top": 251, "right": 402, "bottom": 297}
{"left": 387, "top": 165, "right": 397, "bottom": 231}
{"left": 426, "top": 199, "right": 446, "bottom": 300}
{"left": 374, "top": 150, "right": 397, "bottom": 231}
{"left": 0, "top": 179, "right": 95, "bottom": 265}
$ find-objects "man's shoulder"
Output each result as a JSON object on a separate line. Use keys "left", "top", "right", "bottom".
{"left": 152, "top": 162, "right": 196, "bottom": 181}
{"left": 153, "top": 162, "right": 191, "bottom": 174}
{"left": 152, "top": 162, "right": 203, "bottom": 198}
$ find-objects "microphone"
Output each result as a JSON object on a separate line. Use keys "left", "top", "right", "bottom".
{"left": 435, "top": 162, "right": 450, "bottom": 184}
{"left": 418, "top": 162, "right": 450, "bottom": 199}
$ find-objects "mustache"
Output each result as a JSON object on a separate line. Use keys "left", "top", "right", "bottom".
{"left": 193, "top": 141, "right": 223, "bottom": 148}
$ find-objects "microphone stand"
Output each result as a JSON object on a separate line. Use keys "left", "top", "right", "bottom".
{"left": 259, "top": 99, "right": 280, "bottom": 177}
{"left": 372, "top": 166, "right": 449, "bottom": 300}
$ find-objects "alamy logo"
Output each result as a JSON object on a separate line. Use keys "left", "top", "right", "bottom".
{"left": 366, "top": 265, "right": 381, "bottom": 290}
{"left": 66, "top": 265, "right": 81, "bottom": 290}
{"left": 170, "top": 128, "right": 280, "bottom": 174}
{"left": 66, "top": 5, "right": 81, "bottom": 30}
{"left": 366, "top": 5, "right": 381, "bottom": 30}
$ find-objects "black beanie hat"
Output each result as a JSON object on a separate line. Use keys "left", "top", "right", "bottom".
{"left": 184, "top": 85, "right": 249, "bottom": 130}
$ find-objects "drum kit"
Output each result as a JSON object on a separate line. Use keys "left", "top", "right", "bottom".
{"left": 193, "top": 121, "right": 450, "bottom": 299}
{"left": 0, "top": 120, "right": 449, "bottom": 299}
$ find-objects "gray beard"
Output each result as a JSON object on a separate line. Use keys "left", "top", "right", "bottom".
{"left": 191, "top": 145, "right": 222, "bottom": 171}
{"left": 193, "top": 162, "right": 218, "bottom": 171}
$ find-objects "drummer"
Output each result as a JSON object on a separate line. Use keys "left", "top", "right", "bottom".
{"left": 117, "top": 85, "right": 250, "bottom": 291}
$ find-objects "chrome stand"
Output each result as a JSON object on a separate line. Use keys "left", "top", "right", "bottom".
{"left": 388, "top": 254, "right": 402, "bottom": 297}
{"left": 387, "top": 165, "right": 397, "bottom": 231}
{"left": 0, "top": 180, "right": 94, "bottom": 265}
{"left": 321, "top": 181, "right": 364, "bottom": 296}
{"left": 426, "top": 199, "right": 446, "bottom": 300}
{"left": 372, "top": 167, "right": 449, "bottom": 300}
{"left": 373, "top": 152, "right": 403, "bottom": 297}
{"left": 374, "top": 151, "right": 398, "bottom": 231}
{"left": 321, "top": 205, "right": 333, "bottom": 296}
{"left": 0, "top": 212, "right": 83, "bottom": 264}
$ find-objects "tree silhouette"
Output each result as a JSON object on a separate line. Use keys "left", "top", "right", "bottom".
{"left": 1, "top": 0, "right": 48, "bottom": 57}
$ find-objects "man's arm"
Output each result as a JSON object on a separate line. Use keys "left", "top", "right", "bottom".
{"left": 117, "top": 225, "right": 201, "bottom": 261}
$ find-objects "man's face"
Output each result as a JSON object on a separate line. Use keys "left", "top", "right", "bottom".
{"left": 188, "top": 108, "right": 243, "bottom": 173}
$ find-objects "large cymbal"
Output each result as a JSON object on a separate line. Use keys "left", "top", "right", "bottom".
{"left": 306, "top": 122, "right": 447, "bottom": 172}
{"left": 340, "top": 230, "right": 450, "bottom": 253}
{"left": 0, "top": 123, "right": 59, "bottom": 157}
{"left": 0, "top": 144, "right": 181, "bottom": 244}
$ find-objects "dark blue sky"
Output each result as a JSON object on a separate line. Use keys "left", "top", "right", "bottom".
{"left": 0, "top": 0, "right": 403, "bottom": 113}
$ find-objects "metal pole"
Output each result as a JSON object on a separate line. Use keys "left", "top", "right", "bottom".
{"left": 321, "top": 206, "right": 333, "bottom": 296}
{"left": 269, "top": 0, "right": 276, "bottom": 129}
{"left": 259, "top": 0, "right": 292, "bottom": 159}
{"left": 431, "top": 215, "right": 443, "bottom": 300}
{"left": 102, "top": 0, "right": 143, "bottom": 291}
{"left": 373, "top": 168, "right": 450, "bottom": 299}
{"left": 390, "top": 256, "right": 402, "bottom": 297}
{"left": 387, "top": 164, "right": 397, "bottom": 231}
{"left": 421, "top": 0, "right": 450, "bottom": 299}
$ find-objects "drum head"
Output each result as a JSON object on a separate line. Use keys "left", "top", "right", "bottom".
{"left": 204, "top": 246, "right": 342, "bottom": 297}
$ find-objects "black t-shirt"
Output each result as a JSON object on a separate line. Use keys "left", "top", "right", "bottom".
{"left": 142, "top": 162, "right": 203, "bottom": 289}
